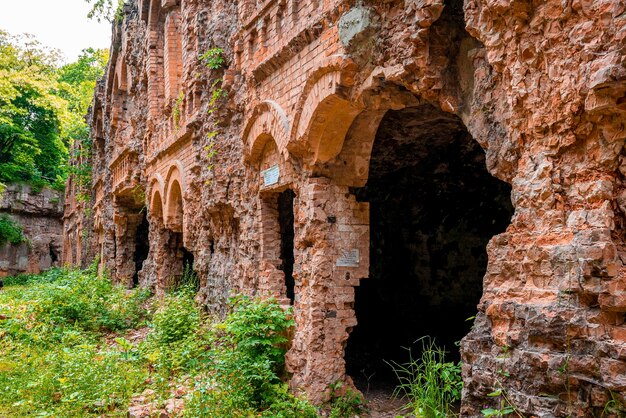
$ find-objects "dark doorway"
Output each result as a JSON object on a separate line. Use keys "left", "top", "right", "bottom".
{"left": 278, "top": 189, "right": 295, "bottom": 304}
{"left": 345, "top": 105, "right": 514, "bottom": 388}
{"left": 166, "top": 231, "right": 196, "bottom": 290}
{"left": 49, "top": 244, "right": 59, "bottom": 264}
{"left": 133, "top": 212, "right": 150, "bottom": 287}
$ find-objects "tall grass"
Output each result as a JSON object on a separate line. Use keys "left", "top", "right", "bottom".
{"left": 387, "top": 338, "right": 463, "bottom": 418}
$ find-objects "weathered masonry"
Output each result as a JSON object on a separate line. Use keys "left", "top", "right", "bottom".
{"left": 63, "top": 0, "right": 626, "bottom": 415}
{"left": 0, "top": 184, "right": 63, "bottom": 277}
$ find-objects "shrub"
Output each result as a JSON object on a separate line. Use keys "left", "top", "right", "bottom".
{"left": 216, "top": 295, "right": 293, "bottom": 404}
{"left": 32, "top": 269, "right": 149, "bottom": 334}
{"left": 151, "top": 291, "right": 200, "bottom": 345}
{"left": 388, "top": 338, "right": 463, "bottom": 418}
{"left": 0, "top": 214, "right": 24, "bottom": 245}
{"left": 184, "top": 296, "right": 318, "bottom": 417}
{"left": 143, "top": 289, "right": 209, "bottom": 374}
{"left": 328, "top": 381, "right": 367, "bottom": 418}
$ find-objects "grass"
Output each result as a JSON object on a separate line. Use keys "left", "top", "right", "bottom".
{"left": 0, "top": 266, "right": 150, "bottom": 416}
{"left": 0, "top": 266, "right": 405, "bottom": 417}
{"left": 0, "top": 266, "right": 323, "bottom": 417}
{"left": 387, "top": 338, "right": 463, "bottom": 418}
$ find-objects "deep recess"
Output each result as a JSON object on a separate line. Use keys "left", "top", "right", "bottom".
{"left": 133, "top": 212, "right": 150, "bottom": 287}
{"left": 346, "top": 105, "right": 514, "bottom": 387}
{"left": 278, "top": 189, "right": 296, "bottom": 304}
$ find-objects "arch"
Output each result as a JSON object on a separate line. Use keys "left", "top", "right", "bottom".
{"left": 242, "top": 100, "right": 290, "bottom": 163}
{"left": 164, "top": 160, "right": 185, "bottom": 198}
{"left": 149, "top": 174, "right": 165, "bottom": 218}
{"left": 148, "top": 0, "right": 162, "bottom": 29}
{"left": 150, "top": 189, "right": 164, "bottom": 218}
{"left": 289, "top": 56, "right": 361, "bottom": 164}
{"left": 165, "top": 179, "right": 183, "bottom": 232}
{"left": 163, "top": 5, "right": 182, "bottom": 102}
{"left": 93, "top": 210, "right": 103, "bottom": 232}
{"left": 343, "top": 103, "right": 514, "bottom": 391}
{"left": 116, "top": 57, "right": 128, "bottom": 92}
{"left": 322, "top": 79, "right": 423, "bottom": 187}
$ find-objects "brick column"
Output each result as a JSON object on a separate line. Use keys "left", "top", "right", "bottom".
{"left": 286, "top": 177, "right": 369, "bottom": 403}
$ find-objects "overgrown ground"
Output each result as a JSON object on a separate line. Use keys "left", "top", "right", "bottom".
{"left": 0, "top": 266, "right": 467, "bottom": 418}
{"left": 0, "top": 266, "right": 340, "bottom": 417}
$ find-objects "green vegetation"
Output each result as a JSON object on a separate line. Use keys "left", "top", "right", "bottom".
{"left": 84, "top": 0, "right": 126, "bottom": 23}
{"left": 328, "top": 381, "right": 368, "bottom": 418}
{"left": 0, "top": 31, "right": 107, "bottom": 191}
{"left": 0, "top": 267, "right": 322, "bottom": 417}
{"left": 388, "top": 338, "right": 463, "bottom": 418}
{"left": 200, "top": 47, "right": 226, "bottom": 70}
{"left": 200, "top": 48, "right": 227, "bottom": 178}
{"left": 0, "top": 214, "right": 24, "bottom": 245}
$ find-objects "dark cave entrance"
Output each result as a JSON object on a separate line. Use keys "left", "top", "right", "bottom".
{"left": 278, "top": 189, "right": 296, "bottom": 304}
{"left": 345, "top": 105, "right": 514, "bottom": 388}
{"left": 133, "top": 212, "right": 150, "bottom": 287}
{"left": 170, "top": 231, "right": 197, "bottom": 290}
{"left": 49, "top": 244, "right": 59, "bottom": 264}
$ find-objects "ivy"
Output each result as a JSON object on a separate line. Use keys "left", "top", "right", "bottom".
{"left": 199, "top": 48, "right": 227, "bottom": 179}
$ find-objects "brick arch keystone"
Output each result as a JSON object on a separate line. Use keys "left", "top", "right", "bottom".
{"left": 289, "top": 55, "right": 361, "bottom": 164}
{"left": 242, "top": 100, "right": 290, "bottom": 163}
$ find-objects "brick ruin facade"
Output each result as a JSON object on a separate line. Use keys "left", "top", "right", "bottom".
{"left": 63, "top": 0, "right": 626, "bottom": 415}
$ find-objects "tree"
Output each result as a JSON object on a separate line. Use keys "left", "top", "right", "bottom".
{"left": 0, "top": 31, "right": 108, "bottom": 190}
{"left": 84, "top": 0, "right": 126, "bottom": 23}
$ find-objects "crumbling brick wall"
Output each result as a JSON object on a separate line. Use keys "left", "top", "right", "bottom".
{"left": 63, "top": 0, "right": 626, "bottom": 414}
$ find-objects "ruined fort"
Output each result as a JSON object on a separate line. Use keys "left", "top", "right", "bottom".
{"left": 63, "top": 0, "right": 626, "bottom": 415}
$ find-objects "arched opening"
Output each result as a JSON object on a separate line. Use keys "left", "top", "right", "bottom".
{"left": 158, "top": 177, "right": 195, "bottom": 291}
{"left": 147, "top": 0, "right": 165, "bottom": 117}
{"left": 133, "top": 211, "right": 150, "bottom": 287}
{"left": 49, "top": 244, "right": 58, "bottom": 264}
{"left": 163, "top": 4, "right": 182, "bottom": 103}
{"left": 344, "top": 104, "right": 513, "bottom": 390}
{"left": 166, "top": 180, "right": 184, "bottom": 232}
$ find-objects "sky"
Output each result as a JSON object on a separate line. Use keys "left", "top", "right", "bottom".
{"left": 0, "top": 0, "right": 112, "bottom": 63}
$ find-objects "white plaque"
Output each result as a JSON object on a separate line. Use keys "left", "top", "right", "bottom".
{"left": 336, "top": 249, "right": 359, "bottom": 267}
{"left": 262, "top": 165, "right": 280, "bottom": 187}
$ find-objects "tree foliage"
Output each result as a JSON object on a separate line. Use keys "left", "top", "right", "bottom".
{"left": 0, "top": 31, "right": 108, "bottom": 190}
{"left": 84, "top": 0, "right": 126, "bottom": 23}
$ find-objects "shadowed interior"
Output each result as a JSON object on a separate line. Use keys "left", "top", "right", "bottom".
{"left": 345, "top": 105, "right": 514, "bottom": 387}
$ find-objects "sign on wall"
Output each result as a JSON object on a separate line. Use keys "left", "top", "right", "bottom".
{"left": 336, "top": 249, "right": 360, "bottom": 267}
{"left": 262, "top": 165, "right": 280, "bottom": 187}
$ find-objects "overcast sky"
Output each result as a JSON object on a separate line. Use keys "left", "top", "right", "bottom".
{"left": 0, "top": 0, "right": 112, "bottom": 63}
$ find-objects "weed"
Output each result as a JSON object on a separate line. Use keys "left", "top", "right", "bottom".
{"left": 601, "top": 391, "right": 626, "bottom": 417}
{"left": 481, "top": 387, "right": 523, "bottom": 417}
{"left": 328, "top": 381, "right": 368, "bottom": 418}
{"left": 173, "top": 91, "right": 185, "bottom": 128}
{"left": 387, "top": 338, "right": 463, "bottom": 418}
{"left": 200, "top": 47, "right": 225, "bottom": 69}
